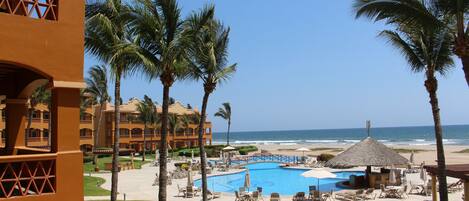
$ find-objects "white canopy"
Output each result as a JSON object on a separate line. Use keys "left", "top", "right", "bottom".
{"left": 296, "top": 147, "right": 311, "bottom": 152}
{"left": 301, "top": 169, "right": 336, "bottom": 179}
{"left": 223, "top": 146, "right": 236, "bottom": 151}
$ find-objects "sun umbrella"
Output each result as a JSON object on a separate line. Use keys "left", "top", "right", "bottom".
{"left": 244, "top": 169, "right": 251, "bottom": 191}
{"left": 296, "top": 147, "right": 311, "bottom": 160}
{"left": 301, "top": 169, "right": 336, "bottom": 192}
{"left": 191, "top": 150, "right": 194, "bottom": 161}
{"left": 187, "top": 168, "right": 193, "bottom": 187}
{"left": 389, "top": 166, "right": 397, "bottom": 185}
{"left": 409, "top": 151, "right": 415, "bottom": 165}
{"left": 420, "top": 162, "right": 427, "bottom": 183}
{"left": 223, "top": 146, "right": 236, "bottom": 151}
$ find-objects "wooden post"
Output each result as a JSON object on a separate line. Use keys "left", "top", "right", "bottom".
{"left": 432, "top": 175, "right": 437, "bottom": 201}
{"left": 464, "top": 180, "right": 469, "bottom": 201}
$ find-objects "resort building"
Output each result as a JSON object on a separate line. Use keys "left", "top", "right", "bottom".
{"left": 0, "top": 0, "right": 85, "bottom": 200}
{"left": 0, "top": 99, "right": 213, "bottom": 152}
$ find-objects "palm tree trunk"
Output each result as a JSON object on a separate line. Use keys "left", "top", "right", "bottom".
{"left": 198, "top": 91, "right": 210, "bottom": 201}
{"left": 461, "top": 56, "right": 469, "bottom": 88}
{"left": 26, "top": 108, "right": 33, "bottom": 146}
{"left": 93, "top": 108, "right": 104, "bottom": 165}
{"left": 425, "top": 71, "right": 448, "bottom": 201}
{"left": 110, "top": 75, "right": 121, "bottom": 201}
{"left": 158, "top": 84, "right": 170, "bottom": 201}
{"left": 227, "top": 119, "right": 231, "bottom": 146}
{"left": 143, "top": 124, "right": 147, "bottom": 162}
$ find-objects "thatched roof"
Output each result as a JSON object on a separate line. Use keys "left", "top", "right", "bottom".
{"left": 325, "top": 137, "right": 408, "bottom": 168}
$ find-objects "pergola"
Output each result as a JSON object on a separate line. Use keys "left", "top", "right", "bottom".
{"left": 424, "top": 164, "right": 469, "bottom": 201}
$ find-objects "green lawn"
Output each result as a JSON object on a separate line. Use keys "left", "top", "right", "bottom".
{"left": 83, "top": 156, "right": 150, "bottom": 173}
{"left": 84, "top": 176, "right": 110, "bottom": 196}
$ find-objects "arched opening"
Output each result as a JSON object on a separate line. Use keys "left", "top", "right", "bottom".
{"left": 80, "top": 112, "right": 92, "bottom": 123}
{"left": 131, "top": 128, "right": 142, "bottom": 138}
{"left": 80, "top": 128, "right": 93, "bottom": 139}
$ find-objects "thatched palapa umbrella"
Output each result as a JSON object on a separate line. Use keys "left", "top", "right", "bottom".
{"left": 325, "top": 137, "right": 408, "bottom": 168}
{"left": 325, "top": 137, "right": 408, "bottom": 187}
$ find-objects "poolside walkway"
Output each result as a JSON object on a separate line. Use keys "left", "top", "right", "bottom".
{"left": 84, "top": 161, "right": 464, "bottom": 201}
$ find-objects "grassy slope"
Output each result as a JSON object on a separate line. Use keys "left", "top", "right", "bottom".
{"left": 84, "top": 176, "right": 110, "bottom": 196}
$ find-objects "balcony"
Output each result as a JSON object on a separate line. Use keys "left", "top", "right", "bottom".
{"left": 0, "top": 0, "right": 59, "bottom": 21}
{"left": 0, "top": 153, "right": 56, "bottom": 199}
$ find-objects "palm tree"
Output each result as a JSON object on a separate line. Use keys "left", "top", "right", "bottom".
{"left": 84, "top": 64, "right": 110, "bottom": 163}
{"left": 27, "top": 84, "right": 50, "bottom": 145}
{"left": 136, "top": 95, "right": 157, "bottom": 161}
{"left": 214, "top": 102, "right": 232, "bottom": 145}
{"left": 85, "top": 1, "right": 142, "bottom": 200}
{"left": 130, "top": 1, "right": 213, "bottom": 200}
{"left": 353, "top": 0, "right": 469, "bottom": 89}
{"left": 187, "top": 14, "right": 237, "bottom": 200}
{"left": 168, "top": 113, "right": 180, "bottom": 150}
{"left": 179, "top": 114, "right": 193, "bottom": 147}
{"left": 378, "top": 23, "right": 453, "bottom": 201}
{"left": 434, "top": 0, "right": 469, "bottom": 87}
{"left": 354, "top": 2, "right": 455, "bottom": 200}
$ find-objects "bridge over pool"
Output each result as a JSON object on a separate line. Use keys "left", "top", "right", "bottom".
{"left": 230, "top": 154, "right": 301, "bottom": 166}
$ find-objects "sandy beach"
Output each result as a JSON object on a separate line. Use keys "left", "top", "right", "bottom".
{"left": 255, "top": 144, "right": 469, "bottom": 165}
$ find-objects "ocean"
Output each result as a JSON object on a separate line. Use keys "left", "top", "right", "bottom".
{"left": 211, "top": 125, "right": 469, "bottom": 146}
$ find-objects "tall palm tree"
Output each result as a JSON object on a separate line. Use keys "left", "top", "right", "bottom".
{"left": 378, "top": 23, "right": 453, "bottom": 201}
{"left": 353, "top": 0, "right": 469, "bottom": 89}
{"left": 27, "top": 84, "right": 50, "bottom": 145}
{"left": 85, "top": 1, "right": 143, "bottom": 200}
{"left": 187, "top": 14, "right": 237, "bottom": 200}
{"left": 84, "top": 64, "right": 110, "bottom": 163}
{"left": 214, "top": 102, "right": 232, "bottom": 145}
{"left": 168, "top": 113, "right": 180, "bottom": 149}
{"left": 130, "top": 1, "right": 213, "bottom": 200}
{"left": 180, "top": 114, "right": 192, "bottom": 147}
{"left": 136, "top": 95, "right": 157, "bottom": 161}
{"left": 434, "top": 0, "right": 469, "bottom": 87}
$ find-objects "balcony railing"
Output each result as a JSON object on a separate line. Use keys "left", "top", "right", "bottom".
{"left": 0, "top": 153, "right": 56, "bottom": 198}
{"left": 0, "top": 0, "right": 59, "bottom": 21}
{"left": 80, "top": 135, "right": 92, "bottom": 139}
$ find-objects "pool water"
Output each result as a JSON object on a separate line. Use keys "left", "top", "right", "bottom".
{"left": 194, "top": 162, "right": 363, "bottom": 195}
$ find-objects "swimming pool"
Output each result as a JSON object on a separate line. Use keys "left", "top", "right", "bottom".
{"left": 194, "top": 162, "right": 364, "bottom": 195}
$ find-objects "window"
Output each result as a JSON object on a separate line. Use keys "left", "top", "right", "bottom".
{"left": 43, "top": 111, "right": 50, "bottom": 121}
{"left": 131, "top": 128, "right": 142, "bottom": 137}
{"left": 80, "top": 129, "right": 92, "bottom": 138}
{"left": 27, "top": 129, "right": 41, "bottom": 138}
{"left": 120, "top": 113, "right": 128, "bottom": 122}
{"left": 31, "top": 110, "right": 41, "bottom": 120}
{"left": 80, "top": 113, "right": 92, "bottom": 122}
{"left": 43, "top": 129, "right": 49, "bottom": 138}
{"left": 120, "top": 129, "right": 130, "bottom": 137}
{"left": 1, "top": 109, "right": 5, "bottom": 121}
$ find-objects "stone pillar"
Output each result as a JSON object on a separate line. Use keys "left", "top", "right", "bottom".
{"left": 4, "top": 99, "right": 28, "bottom": 155}
{"left": 431, "top": 175, "right": 437, "bottom": 201}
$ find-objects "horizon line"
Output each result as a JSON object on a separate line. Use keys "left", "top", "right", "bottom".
{"left": 214, "top": 123, "right": 469, "bottom": 134}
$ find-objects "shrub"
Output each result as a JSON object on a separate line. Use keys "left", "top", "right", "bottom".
{"left": 316, "top": 153, "right": 335, "bottom": 162}
{"left": 238, "top": 146, "right": 258, "bottom": 155}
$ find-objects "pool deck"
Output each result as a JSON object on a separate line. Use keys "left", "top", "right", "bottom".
{"left": 84, "top": 160, "right": 464, "bottom": 201}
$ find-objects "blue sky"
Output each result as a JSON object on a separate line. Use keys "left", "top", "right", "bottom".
{"left": 84, "top": 1, "right": 469, "bottom": 132}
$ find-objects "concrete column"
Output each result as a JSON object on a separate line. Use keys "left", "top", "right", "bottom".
{"left": 4, "top": 99, "right": 28, "bottom": 154}
{"left": 432, "top": 175, "right": 437, "bottom": 201}
{"left": 50, "top": 87, "right": 80, "bottom": 152}
{"left": 50, "top": 87, "right": 83, "bottom": 201}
